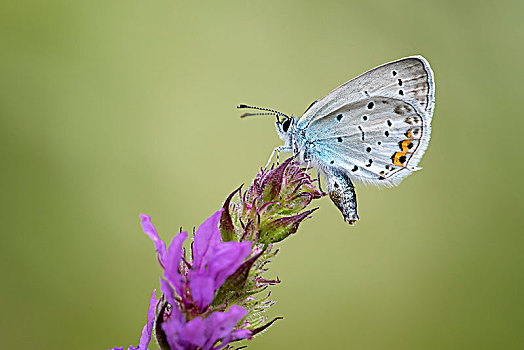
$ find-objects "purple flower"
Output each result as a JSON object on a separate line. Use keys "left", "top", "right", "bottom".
{"left": 109, "top": 290, "right": 158, "bottom": 350}
{"left": 154, "top": 210, "right": 252, "bottom": 311}
{"left": 142, "top": 210, "right": 253, "bottom": 349}
{"left": 190, "top": 212, "right": 252, "bottom": 310}
{"left": 163, "top": 305, "right": 251, "bottom": 350}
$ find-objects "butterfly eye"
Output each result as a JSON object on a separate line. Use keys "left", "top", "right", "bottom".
{"left": 282, "top": 118, "right": 292, "bottom": 132}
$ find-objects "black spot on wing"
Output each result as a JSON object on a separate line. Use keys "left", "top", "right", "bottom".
{"left": 358, "top": 126, "right": 365, "bottom": 141}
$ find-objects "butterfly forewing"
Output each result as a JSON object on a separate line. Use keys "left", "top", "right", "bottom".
{"left": 297, "top": 56, "right": 435, "bottom": 129}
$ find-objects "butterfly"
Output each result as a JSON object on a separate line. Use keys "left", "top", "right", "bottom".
{"left": 239, "top": 56, "right": 435, "bottom": 225}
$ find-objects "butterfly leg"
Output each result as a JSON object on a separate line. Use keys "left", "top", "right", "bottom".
{"left": 324, "top": 168, "right": 359, "bottom": 225}
{"left": 304, "top": 160, "right": 311, "bottom": 173}
{"left": 265, "top": 146, "right": 293, "bottom": 170}
{"left": 317, "top": 172, "right": 324, "bottom": 193}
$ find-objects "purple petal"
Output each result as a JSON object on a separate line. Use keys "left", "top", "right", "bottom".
{"left": 207, "top": 242, "right": 251, "bottom": 289}
{"left": 160, "top": 278, "right": 176, "bottom": 307}
{"left": 193, "top": 210, "right": 223, "bottom": 270}
{"left": 203, "top": 305, "right": 248, "bottom": 349}
{"left": 177, "top": 316, "right": 207, "bottom": 349}
{"left": 162, "top": 315, "right": 189, "bottom": 350}
{"left": 158, "top": 279, "right": 186, "bottom": 345}
{"left": 138, "top": 290, "right": 158, "bottom": 350}
{"left": 189, "top": 271, "right": 215, "bottom": 311}
{"left": 140, "top": 214, "right": 167, "bottom": 267}
{"left": 164, "top": 231, "right": 188, "bottom": 297}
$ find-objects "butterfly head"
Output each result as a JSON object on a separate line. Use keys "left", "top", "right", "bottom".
{"left": 275, "top": 116, "right": 296, "bottom": 141}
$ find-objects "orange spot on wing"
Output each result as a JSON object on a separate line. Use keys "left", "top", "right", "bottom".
{"left": 393, "top": 151, "right": 407, "bottom": 166}
{"left": 400, "top": 140, "right": 413, "bottom": 152}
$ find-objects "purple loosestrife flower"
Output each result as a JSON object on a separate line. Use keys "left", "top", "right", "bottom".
{"left": 154, "top": 210, "right": 252, "bottom": 312}
{"left": 162, "top": 304, "right": 250, "bottom": 350}
{"left": 142, "top": 211, "right": 253, "bottom": 350}
{"left": 111, "top": 159, "right": 323, "bottom": 350}
{"left": 188, "top": 211, "right": 252, "bottom": 311}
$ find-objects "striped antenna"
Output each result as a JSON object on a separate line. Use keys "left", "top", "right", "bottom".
{"left": 237, "top": 104, "right": 290, "bottom": 121}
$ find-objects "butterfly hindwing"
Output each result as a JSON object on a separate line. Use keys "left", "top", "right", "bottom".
{"left": 303, "top": 96, "right": 430, "bottom": 186}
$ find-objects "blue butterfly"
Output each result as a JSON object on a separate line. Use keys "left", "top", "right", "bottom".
{"left": 240, "top": 56, "right": 435, "bottom": 224}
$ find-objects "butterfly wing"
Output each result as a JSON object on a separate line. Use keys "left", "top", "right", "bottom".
{"left": 297, "top": 56, "right": 434, "bottom": 187}
{"left": 305, "top": 96, "right": 430, "bottom": 186}
{"left": 298, "top": 56, "right": 434, "bottom": 127}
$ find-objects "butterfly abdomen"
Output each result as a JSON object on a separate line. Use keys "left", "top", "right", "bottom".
{"left": 324, "top": 167, "right": 359, "bottom": 225}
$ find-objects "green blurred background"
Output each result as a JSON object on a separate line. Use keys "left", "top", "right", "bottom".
{"left": 1, "top": 0, "right": 523, "bottom": 349}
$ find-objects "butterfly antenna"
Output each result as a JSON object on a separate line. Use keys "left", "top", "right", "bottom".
{"left": 237, "top": 104, "right": 290, "bottom": 121}
{"left": 239, "top": 112, "right": 279, "bottom": 118}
